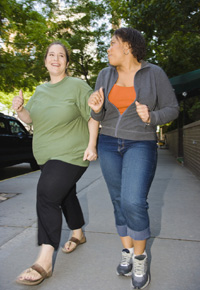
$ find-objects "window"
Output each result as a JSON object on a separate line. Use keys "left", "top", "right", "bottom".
{"left": 0, "top": 121, "right": 8, "bottom": 134}
{"left": 9, "top": 121, "right": 26, "bottom": 134}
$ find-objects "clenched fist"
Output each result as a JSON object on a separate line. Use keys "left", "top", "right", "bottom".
{"left": 88, "top": 87, "right": 104, "bottom": 113}
{"left": 135, "top": 101, "right": 150, "bottom": 124}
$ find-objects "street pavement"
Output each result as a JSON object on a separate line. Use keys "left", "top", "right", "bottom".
{"left": 0, "top": 149, "right": 200, "bottom": 290}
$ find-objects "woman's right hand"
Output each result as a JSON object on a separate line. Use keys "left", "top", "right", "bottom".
{"left": 12, "top": 89, "right": 24, "bottom": 112}
{"left": 88, "top": 87, "right": 104, "bottom": 113}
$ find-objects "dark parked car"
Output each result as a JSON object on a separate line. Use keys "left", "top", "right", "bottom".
{"left": 0, "top": 113, "right": 39, "bottom": 170}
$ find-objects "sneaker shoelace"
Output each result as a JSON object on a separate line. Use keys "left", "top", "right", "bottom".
{"left": 121, "top": 252, "right": 131, "bottom": 266}
{"left": 134, "top": 257, "right": 145, "bottom": 277}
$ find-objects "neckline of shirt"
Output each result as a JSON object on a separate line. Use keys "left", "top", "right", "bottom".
{"left": 45, "top": 76, "right": 69, "bottom": 87}
{"left": 114, "top": 84, "right": 134, "bottom": 88}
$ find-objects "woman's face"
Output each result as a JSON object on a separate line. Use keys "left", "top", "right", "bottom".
{"left": 45, "top": 44, "right": 68, "bottom": 78}
{"left": 107, "top": 36, "right": 128, "bottom": 66}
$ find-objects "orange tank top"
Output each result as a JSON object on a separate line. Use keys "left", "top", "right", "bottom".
{"left": 108, "top": 84, "right": 136, "bottom": 114}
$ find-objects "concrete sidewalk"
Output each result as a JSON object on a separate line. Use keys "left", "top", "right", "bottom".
{"left": 0, "top": 149, "right": 200, "bottom": 290}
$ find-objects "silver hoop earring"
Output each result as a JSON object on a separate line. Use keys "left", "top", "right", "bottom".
{"left": 123, "top": 49, "right": 129, "bottom": 55}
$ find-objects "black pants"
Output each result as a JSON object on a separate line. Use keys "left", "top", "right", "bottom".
{"left": 37, "top": 160, "right": 87, "bottom": 250}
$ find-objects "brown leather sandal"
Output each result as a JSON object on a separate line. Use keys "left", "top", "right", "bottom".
{"left": 62, "top": 236, "right": 86, "bottom": 253}
{"left": 16, "top": 263, "right": 52, "bottom": 286}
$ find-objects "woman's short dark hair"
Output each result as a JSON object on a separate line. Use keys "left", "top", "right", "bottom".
{"left": 44, "top": 41, "right": 70, "bottom": 64}
{"left": 114, "top": 27, "right": 146, "bottom": 61}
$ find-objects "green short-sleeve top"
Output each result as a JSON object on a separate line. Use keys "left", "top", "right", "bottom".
{"left": 25, "top": 76, "right": 93, "bottom": 167}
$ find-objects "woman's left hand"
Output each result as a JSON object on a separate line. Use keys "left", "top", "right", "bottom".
{"left": 135, "top": 101, "right": 151, "bottom": 123}
{"left": 83, "top": 146, "right": 98, "bottom": 161}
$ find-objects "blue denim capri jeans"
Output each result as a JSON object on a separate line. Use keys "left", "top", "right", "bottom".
{"left": 98, "top": 134, "right": 158, "bottom": 241}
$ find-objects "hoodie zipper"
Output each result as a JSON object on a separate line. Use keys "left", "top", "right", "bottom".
{"left": 115, "top": 114, "right": 122, "bottom": 137}
{"left": 114, "top": 64, "right": 149, "bottom": 137}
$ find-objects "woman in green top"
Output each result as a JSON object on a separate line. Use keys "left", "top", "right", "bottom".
{"left": 12, "top": 41, "right": 99, "bottom": 286}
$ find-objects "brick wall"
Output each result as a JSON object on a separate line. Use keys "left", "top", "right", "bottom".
{"left": 166, "top": 120, "right": 200, "bottom": 177}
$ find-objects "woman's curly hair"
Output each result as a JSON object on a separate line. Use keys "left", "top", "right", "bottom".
{"left": 114, "top": 27, "right": 146, "bottom": 61}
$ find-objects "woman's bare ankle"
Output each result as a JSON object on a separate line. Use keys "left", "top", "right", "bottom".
{"left": 35, "top": 244, "right": 54, "bottom": 272}
{"left": 71, "top": 228, "right": 84, "bottom": 240}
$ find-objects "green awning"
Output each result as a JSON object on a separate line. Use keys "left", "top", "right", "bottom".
{"left": 170, "top": 69, "right": 200, "bottom": 95}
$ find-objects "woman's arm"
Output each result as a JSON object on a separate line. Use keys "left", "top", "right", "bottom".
{"left": 16, "top": 107, "right": 32, "bottom": 124}
{"left": 83, "top": 118, "right": 99, "bottom": 161}
{"left": 150, "top": 68, "right": 179, "bottom": 126}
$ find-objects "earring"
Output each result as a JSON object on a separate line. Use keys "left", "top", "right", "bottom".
{"left": 123, "top": 49, "right": 129, "bottom": 55}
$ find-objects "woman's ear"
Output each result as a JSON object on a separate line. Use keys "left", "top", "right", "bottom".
{"left": 124, "top": 42, "right": 130, "bottom": 49}
{"left": 122, "top": 42, "right": 130, "bottom": 55}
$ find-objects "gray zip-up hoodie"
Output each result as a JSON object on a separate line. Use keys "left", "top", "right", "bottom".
{"left": 91, "top": 61, "right": 179, "bottom": 141}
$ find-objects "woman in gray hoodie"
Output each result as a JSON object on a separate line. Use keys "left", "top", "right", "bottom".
{"left": 88, "top": 27, "right": 179, "bottom": 289}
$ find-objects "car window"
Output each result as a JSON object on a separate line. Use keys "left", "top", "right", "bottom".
{"left": 0, "top": 121, "right": 8, "bottom": 134}
{"left": 9, "top": 120, "right": 27, "bottom": 134}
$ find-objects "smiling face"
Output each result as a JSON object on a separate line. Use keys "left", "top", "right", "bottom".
{"left": 107, "top": 36, "right": 129, "bottom": 67}
{"left": 45, "top": 44, "right": 68, "bottom": 79}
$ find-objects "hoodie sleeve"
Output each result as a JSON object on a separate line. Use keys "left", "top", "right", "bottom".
{"left": 149, "top": 67, "right": 179, "bottom": 126}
